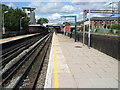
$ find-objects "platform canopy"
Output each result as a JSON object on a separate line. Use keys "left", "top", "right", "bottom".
{"left": 29, "top": 24, "right": 45, "bottom": 27}
{"left": 43, "top": 23, "right": 61, "bottom": 27}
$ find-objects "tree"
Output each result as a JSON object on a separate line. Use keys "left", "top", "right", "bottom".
{"left": 78, "top": 26, "right": 83, "bottom": 31}
{"left": 37, "top": 18, "right": 49, "bottom": 25}
{"left": 110, "top": 24, "right": 120, "bottom": 30}
{"left": 107, "top": 25, "right": 110, "bottom": 29}
{"left": 2, "top": 4, "right": 30, "bottom": 31}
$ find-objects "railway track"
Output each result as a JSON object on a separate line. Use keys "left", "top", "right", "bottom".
{"left": 1, "top": 33, "right": 46, "bottom": 55}
{"left": 1, "top": 33, "right": 52, "bottom": 89}
{"left": 0, "top": 34, "right": 45, "bottom": 68}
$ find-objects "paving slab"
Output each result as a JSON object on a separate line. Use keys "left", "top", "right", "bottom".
{"left": 44, "top": 33, "right": 119, "bottom": 88}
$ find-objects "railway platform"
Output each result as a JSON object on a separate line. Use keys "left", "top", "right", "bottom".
{"left": 0, "top": 33, "right": 38, "bottom": 44}
{"left": 44, "top": 33, "right": 118, "bottom": 88}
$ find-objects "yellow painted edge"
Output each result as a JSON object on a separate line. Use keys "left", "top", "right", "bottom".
{"left": 53, "top": 33, "right": 59, "bottom": 88}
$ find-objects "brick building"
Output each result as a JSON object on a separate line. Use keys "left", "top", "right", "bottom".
{"left": 77, "top": 17, "right": 120, "bottom": 29}
{"left": 91, "top": 17, "right": 119, "bottom": 29}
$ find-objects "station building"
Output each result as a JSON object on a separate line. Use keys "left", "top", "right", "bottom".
{"left": 22, "top": 7, "right": 36, "bottom": 24}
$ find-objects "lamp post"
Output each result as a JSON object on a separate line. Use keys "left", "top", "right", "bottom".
{"left": 88, "top": 3, "right": 91, "bottom": 48}
{"left": 20, "top": 17, "right": 25, "bottom": 33}
{"left": 3, "top": 11, "right": 8, "bottom": 34}
{"left": 83, "top": 4, "right": 91, "bottom": 48}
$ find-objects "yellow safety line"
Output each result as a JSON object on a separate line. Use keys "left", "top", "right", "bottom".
{"left": 53, "top": 33, "right": 59, "bottom": 88}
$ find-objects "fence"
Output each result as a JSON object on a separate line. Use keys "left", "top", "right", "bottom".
{"left": 72, "top": 32, "right": 120, "bottom": 60}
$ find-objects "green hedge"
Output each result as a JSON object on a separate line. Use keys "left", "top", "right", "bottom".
{"left": 110, "top": 24, "right": 120, "bottom": 30}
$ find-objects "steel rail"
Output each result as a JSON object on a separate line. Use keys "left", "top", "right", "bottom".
{"left": 1, "top": 34, "right": 49, "bottom": 83}
{"left": 32, "top": 34, "right": 52, "bottom": 89}
{"left": 12, "top": 34, "right": 51, "bottom": 89}
{"left": 0, "top": 35, "right": 43, "bottom": 68}
{"left": 1, "top": 34, "right": 44, "bottom": 59}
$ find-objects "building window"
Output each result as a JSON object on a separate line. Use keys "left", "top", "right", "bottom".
{"left": 28, "top": 13, "right": 30, "bottom": 15}
{"left": 94, "top": 21, "right": 98, "bottom": 25}
{"left": 111, "top": 20, "right": 115, "bottom": 24}
{"left": 108, "top": 21, "right": 111, "bottom": 25}
{"left": 109, "top": 21, "right": 111, "bottom": 25}
{"left": 100, "top": 21, "right": 103, "bottom": 25}
{"left": 105, "top": 21, "right": 109, "bottom": 25}
{"left": 119, "top": 20, "right": 120, "bottom": 24}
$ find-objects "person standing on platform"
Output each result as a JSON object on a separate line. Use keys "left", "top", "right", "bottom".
{"left": 54, "top": 28, "right": 57, "bottom": 35}
{"left": 65, "top": 22, "right": 71, "bottom": 37}
{"left": 70, "top": 29, "right": 73, "bottom": 38}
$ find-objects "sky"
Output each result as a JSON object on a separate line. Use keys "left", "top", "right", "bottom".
{"left": 1, "top": 1, "right": 119, "bottom": 23}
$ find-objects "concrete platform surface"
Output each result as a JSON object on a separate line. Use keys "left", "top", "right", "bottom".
{"left": 44, "top": 33, "right": 118, "bottom": 88}
{"left": 0, "top": 34, "right": 37, "bottom": 44}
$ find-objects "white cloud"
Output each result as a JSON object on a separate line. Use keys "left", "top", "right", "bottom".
{"left": 71, "top": 0, "right": 82, "bottom": 5}
{"left": 29, "top": 2, "right": 64, "bottom": 14}
{"left": 47, "top": 13, "right": 63, "bottom": 23}
{"left": 41, "top": 3, "right": 63, "bottom": 14}
{"left": 73, "top": 2, "right": 119, "bottom": 12}
{"left": 48, "top": 0, "right": 62, "bottom": 2}
{"left": 61, "top": 5, "right": 76, "bottom": 13}
{"left": 80, "top": 12, "right": 83, "bottom": 15}
{"left": 76, "top": 2, "right": 106, "bottom": 11}
{"left": 35, "top": 15, "right": 41, "bottom": 20}
{"left": 76, "top": 2, "right": 119, "bottom": 19}
{"left": 26, "top": 1, "right": 119, "bottom": 23}
{"left": 29, "top": 2, "right": 77, "bottom": 14}
{"left": 1, "top": 0, "right": 120, "bottom": 2}
{"left": 92, "top": 14, "right": 104, "bottom": 17}
{"left": 29, "top": 2, "right": 116, "bottom": 20}
{"left": 71, "top": 0, "right": 120, "bottom": 3}
{"left": 48, "top": 13, "right": 61, "bottom": 20}
{"left": 7, "top": 3, "right": 16, "bottom": 8}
